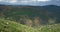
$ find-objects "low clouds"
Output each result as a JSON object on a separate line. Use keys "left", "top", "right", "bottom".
{"left": 36, "top": 0, "right": 51, "bottom": 1}
{"left": 9, "top": 0, "right": 17, "bottom": 3}
{"left": 0, "top": 0, "right": 17, "bottom": 3}
{"left": 0, "top": 0, "right": 51, "bottom": 3}
{"left": 0, "top": 0, "right": 60, "bottom": 6}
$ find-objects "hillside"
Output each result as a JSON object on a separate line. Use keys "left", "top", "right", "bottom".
{"left": 0, "top": 18, "right": 60, "bottom": 32}
{"left": 0, "top": 18, "right": 38, "bottom": 32}
{"left": 0, "top": 5, "right": 60, "bottom": 25}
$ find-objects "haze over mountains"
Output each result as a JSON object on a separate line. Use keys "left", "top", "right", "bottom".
{"left": 0, "top": 0, "right": 60, "bottom": 6}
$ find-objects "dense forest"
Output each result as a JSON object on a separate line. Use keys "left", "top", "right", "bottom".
{"left": 0, "top": 5, "right": 60, "bottom": 26}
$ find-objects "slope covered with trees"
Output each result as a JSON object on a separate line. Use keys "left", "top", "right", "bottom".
{"left": 0, "top": 5, "right": 60, "bottom": 26}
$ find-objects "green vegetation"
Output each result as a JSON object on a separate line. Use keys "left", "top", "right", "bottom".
{"left": 0, "top": 5, "right": 60, "bottom": 24}
{"left": 38, "top": 24, "right": 60, "bottom": 32}
{"left": 0, "top": 18, "right": 38, "bottom": 32}
{"left": 0, "top": 18, "right": 60, "bottom": 32}
{"left": 0, "top": 5, "right": 60, "bottom": 32}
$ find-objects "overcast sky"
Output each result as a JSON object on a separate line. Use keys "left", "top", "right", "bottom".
{"left": 0, "top": 0, "right": 60, "bottom": 6}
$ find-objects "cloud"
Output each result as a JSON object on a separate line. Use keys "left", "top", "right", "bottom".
{"left": 19, "top": 1, "right": 31, "bottom": 4}
{"left": 8, "top": 0, "right": 17, "bottom": 3}
{"left": 0, "top": 0, "right": 51, "bottom": 4}
{"left": 0, "top": 0, "right": 60, "bottom": 6}
{"left": 0, "top": 0, "right": 2, "bottom": 1}
{"left": 0, "top": 0, "right": 4, "bottom": 2}
{"left": 32, "top": 0, "right": 51, "bottom": 2}
{"left": 0, "top": 0, "right": 17, "bottom": 3}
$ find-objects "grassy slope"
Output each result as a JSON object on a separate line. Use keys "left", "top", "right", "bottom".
{"left": 0, "top": 18, "right": 60, "bottom": 32}
{"left": 37, "top": 24, "right": 60, "bottom": 32}
{"left": 0, "top": 18, "right": 38, "bottom": 32}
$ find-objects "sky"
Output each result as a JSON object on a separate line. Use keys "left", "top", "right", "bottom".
{"left": 0, "top": 0, "right": 60, "bottom": 6}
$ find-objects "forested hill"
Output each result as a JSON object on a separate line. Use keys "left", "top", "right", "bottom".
{"left": 0, "top": 5, "right": 60, "bottom": 25}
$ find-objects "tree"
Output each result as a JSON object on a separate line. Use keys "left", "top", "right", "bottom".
{"left": 24, "top": 18, "right": 32, "bottom": 27}
{"left": 34, "top": 16, "right": 40, "bottom": 26}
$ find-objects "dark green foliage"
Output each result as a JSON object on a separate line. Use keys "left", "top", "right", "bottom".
{"left": 0, "top": 5, "right": 60, "bottom": 25}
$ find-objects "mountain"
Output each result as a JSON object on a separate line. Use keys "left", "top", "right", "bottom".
{"left": 0, "top": 5, "right": 60, "bottom": 25}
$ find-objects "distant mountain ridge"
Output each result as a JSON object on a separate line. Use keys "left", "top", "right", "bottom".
{"left": 0, "top": 4, "right": 59, "bottom": 6}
